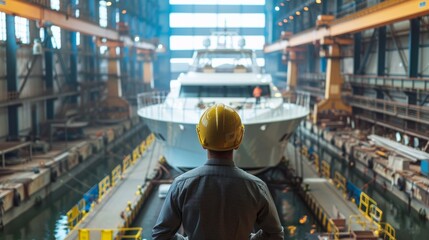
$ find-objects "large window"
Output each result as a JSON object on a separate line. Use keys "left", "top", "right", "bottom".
{"left": 170, "top": 0, "right": 265, "bottom": 5}
{"left": 170, "top": 35, "right": 265, "bottom": 50}
{"left": 15, "top": 16, "right": 30, "bottom": 44}
{"left": 51, "top": 26, "right": 62, "bottom": 48}
{"left": 179, "top": 85, "right": 270, "bottom": 98}
{"left": 168, "top": 0, "right": 267, "bottom": 75}
{"left": 76, "top": 32, "right": 81, "bottom": 46}
{"left": 170, "top": 13, "right": 265, "bottom": 28}
{"left": 0, "top": 13, "right": 5, "bottom": 41}
{"left": 51, "top": 0, "right": 60, "bottom": 10}
{"left": 99, "top": 1, "right": 108, "bottom": 27}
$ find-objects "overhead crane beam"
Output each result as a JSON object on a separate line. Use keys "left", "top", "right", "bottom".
{"left": 264, "top": 0, "right": 429, "bottom": 52}
{"left": 0, "top": 0, "right": 155, "bottom": 50}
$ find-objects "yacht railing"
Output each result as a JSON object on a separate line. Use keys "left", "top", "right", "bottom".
{"left": 137, "top": 91, "right": 310, "bottom": 124}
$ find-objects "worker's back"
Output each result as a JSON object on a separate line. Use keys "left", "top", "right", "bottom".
{"left": 153, "top": 160, "right": 283, "bottom": 240}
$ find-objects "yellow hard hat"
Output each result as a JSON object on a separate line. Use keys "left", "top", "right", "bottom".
{"left": 196, "top": 103, "right": 244, "bottom": 151}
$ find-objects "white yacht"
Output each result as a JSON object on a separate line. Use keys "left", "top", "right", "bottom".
{"left": 138, "top": 34, "right": 309, "bottom": 171}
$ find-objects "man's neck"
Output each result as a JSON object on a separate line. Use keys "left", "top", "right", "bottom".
{"left": 208, "top": 150, "right": 233, "bottom": 161}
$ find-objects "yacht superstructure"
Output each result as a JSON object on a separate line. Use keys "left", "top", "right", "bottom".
{"left": 138, "top": 35, "right": 309, "bottom": 171}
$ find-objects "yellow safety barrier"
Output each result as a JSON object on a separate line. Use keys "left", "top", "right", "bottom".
{"left": 310, "top": 152, "right": 319, "bottom": 162}
{"left": 117, "top": 227, "right": 143, "bottom": 239}
{"left": 314, "top": 155, "right": 320, "bottom": 173}
{"left": 327, "top": 219, "right": 340, "bottom": 240}
{"left": 369, "top": 204, "right": 383, "bottom": 225}
{"left": 98, "top": 176, "right": 111, "bottom": 199}
{"left": 101, "top": 230, "right": 113, "bottom": 240}
{"left": 77, "top": 228, "right": 142, "bottom": 240}
{"left": 380, "top": 222, "right": 396, "bottom": 240}
{"left": 146, "top": 133, "right": 155, "bottom": 145}
{"left": 140, "top": 141, "right": 147, "bottom": 154}
{"left": 321, "top": 160, "right": 330, "bottom": 178}
{"left": 132, "top": 147, "right": 140, "bottom": 163}
{"left": 359, "top": 192, "right": 380, "bottom": 221}
{"left": 122, "top": 154, "right": 132, "bottom": 173}
{"left": 79, "top": 229, "right": 90, "bottom": 240}
{"left": 333, "top": 171, "right": 347, "bottom": 193}
{"left": 301, "top": 146, "right": 309, "bottom": 157}
{"left": 67, "top": 199, "right": 86, "bottom": 230}
{"left": 111, "top": 165, "right": 122, "bottom": 187}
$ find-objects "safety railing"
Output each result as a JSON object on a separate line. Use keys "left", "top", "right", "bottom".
{"left": 137, "top": 91, "right": 310, "bottom": 124}
{"left": 314, "top": 154, "right": 320, "bottom": 173}
{"left": 327, "top": 219, "right": 340, "bottom": 240}
{"left": 66, "top": 134, "right": 155, "bottom": 230}
{"left": 345, "top": 74, "right": 429, "bottom": 92}
{"left": 77, "top": 228, "right": 142, "bottom": 240}
{"left": 333, "top": 171, "right": 347, "bottom": 194}
{"left": 345, "top": 95, "right": 429, "bottom": 124}
{"left": 380, "top": 222, "right": 396, "bottom": 240}
{"left": 321, "top": 160, "right": 330, "bottom": 179}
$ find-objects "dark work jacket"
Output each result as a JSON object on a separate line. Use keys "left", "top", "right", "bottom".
{"left": 152, "top": 159, "right": 284, "bottom": 240}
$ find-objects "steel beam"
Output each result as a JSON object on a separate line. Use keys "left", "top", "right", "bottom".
{"left": 0, "top": 0, "right": 155, "bottom": 50}
{"left": 264, "top": 0, "right": 429, "bottom": 52}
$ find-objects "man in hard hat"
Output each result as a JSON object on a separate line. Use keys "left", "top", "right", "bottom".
{"left": 152, "top": 103, "right": 284, "bottom": 240}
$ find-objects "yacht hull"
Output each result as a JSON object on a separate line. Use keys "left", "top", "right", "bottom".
{"left": 142, "top": 116, "right": 305, "bottom": 170}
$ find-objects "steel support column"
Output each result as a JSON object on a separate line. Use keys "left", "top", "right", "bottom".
{"left": 377, "top": 27, "right": 386, "bottom": 76}
{"left": 143, "top": 56, "right": 154, "bottom": 89}
{"left": 313, "top": 43, "right": 351, "bottom": 123}
{"left": 120, "top": 47, "right": 129, "bottom": 95}
{"left": 336, "top": 0, "right": 343, "bottom": 16}
{"left": 286, "top": 48, "right": 302, "bottom": 90}
{"left": 108, "top": 47, "right": 122, "bottom": 98}
{"left": 69, "top": 0, "right": 78, "bottom": 104}
{"left": 87, "top": 0, "right": 98, "bottom": 101}
{"left": 307, "top": 45, "right": 315, "bottom": 73}
{"left": 322, "top": 1, "right": 328, "bottom": 15}
{"left": 138, "top": 58, "right": 144, "bottom": 92}
{"left": 6, "top": 15, "right": 19, "bottom": 139}
{"left": 96, "top": 47, "right": 130, "bottom": 122}
{"left": 353, "top": 33, "right": 361, "bottom": 75}
{"left": 44, "top": 28, "right": 55, "bottom": 119}
{"left": 129, "top": 49, "right": 136, "bottom": 96}
{"left": 409, "top": 18, "right": 420, "bottom": 78}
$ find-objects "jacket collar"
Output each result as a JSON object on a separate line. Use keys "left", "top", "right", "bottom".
{"left": 205, "top": 158, "right": 235, "bottom": 167}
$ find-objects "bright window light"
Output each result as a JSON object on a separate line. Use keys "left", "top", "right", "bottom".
{"left": 51, "top": 0, "right": 60, "bottom": 10}
{"left": 51, "top": 26, "right": 62, "bottom": 48}
{"left": 100, "top": 46, "right": 108, "bottom": 54}
{"left": 0, "top": 13, "right": 5, "bottom": 41}
{"left": 170, "top": 13, "right": 265, "bottom": 28}
{"left": 76, "top": 32, "right": 81, "bottom": 46}
{"left": 99, "top": 1, "right": 108, "bottom": 27}
{"left": 15, "top": 16, "right": 30, "bottom": 44}
{"left": 170, "top": 0, "right": 265, "bottom": 5}
{"left": 170, "top": 35, "right": 265, "bottom": 50}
